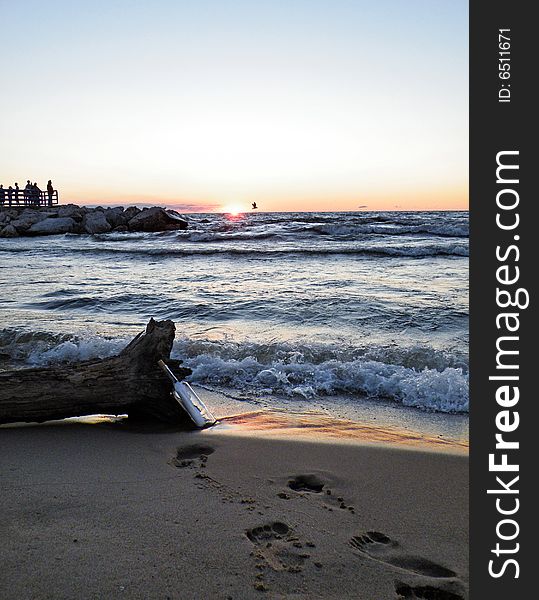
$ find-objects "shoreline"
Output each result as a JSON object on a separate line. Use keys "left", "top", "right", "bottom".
{"left": 0, "top": 397, "right": 469, "bottom": 454}
{"left": 197, "top": 387, "right": 469, "bottom": 451}
{"left": 215, "top": 410, "right": 468, "bottom": 453}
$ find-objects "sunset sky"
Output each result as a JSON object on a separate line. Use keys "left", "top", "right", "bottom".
{"left": 1, "top": 0, "right": 468, "bottom": 212}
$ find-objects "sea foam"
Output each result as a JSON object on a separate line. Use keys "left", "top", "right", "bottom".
{"left": 1, "top": 329, "right": 468, "bottom": 414}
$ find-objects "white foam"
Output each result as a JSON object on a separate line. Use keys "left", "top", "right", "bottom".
{"left": 2, "top": 330, "right": 469, "bottom": 414}
{"left": 27, "top": 338, "right": 125, "bottom": 365}
{"left": 182, "top": 353, "right": 468, "bottom": 413}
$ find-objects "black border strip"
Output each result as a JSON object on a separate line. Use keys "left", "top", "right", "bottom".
{"left": 470, "top": 1, "right": 535, "bottom": 596}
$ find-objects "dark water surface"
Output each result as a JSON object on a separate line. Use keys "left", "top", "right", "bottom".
{"left": 0, "top": 211, "right": 468, "bottom": 429}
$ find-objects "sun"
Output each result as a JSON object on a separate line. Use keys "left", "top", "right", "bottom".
{"left": 222, "top": 203, "right": 244, "bottom": 216}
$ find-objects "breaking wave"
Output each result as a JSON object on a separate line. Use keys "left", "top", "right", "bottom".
{"left": 303, "top": 223, "right": 468, "bottom": 238}
{"left": 0, "top": 243, "right": 468, "bottom": 258}
{"left": 0, "top": 328, "right": 468, "bottom": 414}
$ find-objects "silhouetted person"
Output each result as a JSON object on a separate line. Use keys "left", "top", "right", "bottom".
{"left": 0, "top": 185, "right": 5, "bottom": 206}
{"left": 32, "top": 182, "right": 42, "bottom": 206}
{"left": 24, "top": 180, "right": 32, "bottom": 205}
{"left": 252, "top": 202, "right": 258, "bottom": 210}
{"left": 14, "top": 183, "right": 20, "bottom": 204}
{"left": 8, "top": 186, "right": 13, "bottom": 206}
{"left": 47, "top": 180, "right": 54, "bottom": 206}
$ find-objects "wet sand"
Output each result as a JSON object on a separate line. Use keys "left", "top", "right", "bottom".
{"left": 0, "top": 418, "right": 468, "bottom": 599}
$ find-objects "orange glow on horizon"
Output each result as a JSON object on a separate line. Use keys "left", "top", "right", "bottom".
{"left": 60, "top": 182, "right": 468, "bottom": 213}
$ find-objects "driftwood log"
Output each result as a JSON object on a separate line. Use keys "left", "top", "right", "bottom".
{"left": 0, "top": 319, "right": 193, "bottom": 426}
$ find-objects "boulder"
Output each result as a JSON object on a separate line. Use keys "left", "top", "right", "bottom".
{"left": 105, "top": 207, "right": 127, "bottom": 228}
{"left": 27, "top": 217, "right": 76, "bottom": 235}
{"left": 123, "top": 206, "right": 141, "bottom": 220}
{"left": 57, "top": 204, "right": 87, "bottom": 220}
{"left": 0, "top": 209, "right": 19, "bottom": 222}
{"left": 128, "top": 207, "right": 188, "bottom": 232}
{"left": 82, "top": 211, "right": 112, "bottom": 234}
{"left": 0, "top": 224, "right": 19, "bottom": 238}
{"left": 10, "top": 209, "right": 55, "bottom": 233}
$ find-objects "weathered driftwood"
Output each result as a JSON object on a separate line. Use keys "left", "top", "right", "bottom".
{"left": 0, "top": 319, "right": 192, "bottom": 425}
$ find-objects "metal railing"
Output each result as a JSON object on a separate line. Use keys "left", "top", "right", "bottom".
{"left": 0, "top": 190, "right": 59, "bottom": 207}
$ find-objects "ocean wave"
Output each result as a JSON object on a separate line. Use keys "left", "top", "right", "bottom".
{"left": 307, "top": 223, "right": 468, "bottom": 238}
{"left": 0, "top": 327, "right": 125, "bottom": 366}
{"left": 173, "top": 223, "right": 468, "bottom": 243}
{"left": 3, "top": 243, "right": 467, "bottom": 259}
{"left": 174, "top": 337, "right": 468, "bottom": 412}
{"left": 1, "top": 329, "right": 468, "bottom": 413}
{"left": 0, "top": 328, "right": 123, "bottom": 365}
{"left": 91, "top": 232, "right": 152, "bottom": 242}
{"left": 25, "top": 294, "right": 152, "bottom": 312}
{"left": 185, "top": 354, "right": 468, "bottom": 413}
{"left": 0, "top": 328, "right": 72, "bottom": 363}
{"left": 180, "top": 230, "right": 279, "bottom": 243}
{"left": 193, "top": 212, "right": 467, "bottom": 229}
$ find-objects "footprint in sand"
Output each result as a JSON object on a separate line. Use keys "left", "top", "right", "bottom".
{"left": 171, "top": 446, "right": 259, "bottom": 507}
{"left": 287, "top": 474, "right": 325, "bottom": 493}
{"left": 349, "top": 531, "right": 456, "bottom": 579}
{"left": 246, "top": 522, "right": 310, "bottom": 573}
{"left": 285, "top": 474, "right": 356, "bottom": 513}
{"left": 395, "top": 581, "right": 465, "bottom": 600}
{"left": 170, "top": 444, "right": 215, "bottom": 468}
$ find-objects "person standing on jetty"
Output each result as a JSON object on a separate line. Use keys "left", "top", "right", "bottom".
{"left": 24, "top": 180, "right": 32, "bottom": 205}
{"left": 14, "top": 183, "right": 20, "bottom": 204}
{"left": 0, "top": 185, "right": 5, "bottom": 206}
{"left": 32, "top": 182, "right": 42, "bottom": 205}
{"left": 47, "top": 180, "right": 54, "bottom": 206}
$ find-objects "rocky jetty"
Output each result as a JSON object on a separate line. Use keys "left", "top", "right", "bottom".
{"left": 0, "top": 204, "right": 188, "bottom": 237}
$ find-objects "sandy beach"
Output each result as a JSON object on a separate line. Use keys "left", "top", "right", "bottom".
{"left": 0, "top": 418, "right": 468, "bottom": 600}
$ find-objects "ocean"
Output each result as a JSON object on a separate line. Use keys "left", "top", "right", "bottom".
{"left": 0, "top": 210, "right": 469, "bottom": 438}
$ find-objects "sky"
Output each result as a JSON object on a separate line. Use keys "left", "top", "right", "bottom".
{"left": 0, "top": 0, "right": 468, "bottom": 212}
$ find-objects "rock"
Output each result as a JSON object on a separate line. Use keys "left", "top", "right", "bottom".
{"left": 82, "top": 211, "right": 112, "bottom": 234}
{"left": 128, "top": 207, "right": 188, "bottom": 232}
{"left": 0, "top": 224, "right": 19, "bottom": 238}
{"left": 104, "top": 207, "right": 127, "bottom": 228}
{"left": 112, "top": 225, "right": 128, "bottom": 233}
{"left": 57, "top": 204, "right": 86, "bottom": 220}
{"left": 0, "top": 209, "right": 19, "bottom": 223}
{"left": 10, "top": 209, "right": 54, "bottom": 232}
{"left": 27, "top": 217, "right": 76, "bottom": 235}
{"left": 123, "top": 206, "right": 141, "bottom": 220}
